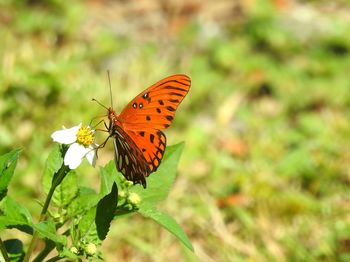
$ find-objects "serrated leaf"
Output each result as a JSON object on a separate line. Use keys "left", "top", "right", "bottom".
{"left": 0, "top": 149, "right": 21, "bottom": 200}
{"left": 95, "top": 183, "right": 118, "bottom": 240}
{"left": 99, "top": 162, "right": 118, "bottom": 196}
{"left": 130, "top": 143, "right": 185, "bottom": 205}
{"left": 0, "top": 196, "right": 32, "bottom": 230}
{"left": 67, "top": 187, "right": 99, "bottom": 218}
{"left": 52, "top": 170, "right": 78, "bottom": 207}
{"left": 4, "top": 238, "right": 24, "bottom": 262}
{"left": 77, "top": 183, "right": 118, "bottom": 245}
{"left": 42, "top": 145, "right": 63, "bottom": 194}
{"left": 33, "top": 220, "right": 66, "bottom": 246}
{"left": 138, "top": 203, "right": 194, "bottom": 252}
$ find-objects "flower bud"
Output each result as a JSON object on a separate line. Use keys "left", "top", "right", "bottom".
{"left": 85, "top": 243, "right": 97, "bottom": 256}
{"left": 70, "top": 246, "right": 78, "bottom": 254}
{"left": 118, "top": 190, "right": 126, "bottom": 198}
{"left": 128, "top": 192, "right": 141, "bottom": 205}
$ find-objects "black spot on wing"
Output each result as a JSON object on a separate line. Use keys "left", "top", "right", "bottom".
{"left": 166, "top": 106, "right": 175, "bottom": 112}
{"left": 143, "top": 92, "right": 151, "bottom": 102}
{"left": 166, "top": 115, "right": 173, "bottom": 121}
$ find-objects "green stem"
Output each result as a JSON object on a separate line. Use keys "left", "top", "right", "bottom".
{"left": 23, "top": 164, "right": 70, "bottom": 262}
{"left": 0, "top": 238, "right": 10, "bottom": 262}
{"left": 33, "top": 228, "right": 70, "bottom": 262}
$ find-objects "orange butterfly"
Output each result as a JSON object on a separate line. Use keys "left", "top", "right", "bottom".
{"left": 105, "top": 74, "right": 191, "bottom": 188}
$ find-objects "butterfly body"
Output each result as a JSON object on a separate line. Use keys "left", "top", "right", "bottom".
{"left": 107, "top": 74, "right": 191, "bottom": 188}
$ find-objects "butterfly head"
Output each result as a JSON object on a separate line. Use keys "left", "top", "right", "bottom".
{"left": 107, "top": 107, "right": 116, "bottom": 121}
{"left": 107, "top": 107, "right": 122, "bottom": 133}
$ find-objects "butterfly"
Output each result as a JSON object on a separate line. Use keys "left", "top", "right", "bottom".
{"left": 105, "top": 74, "right": 191, "bottom": 188}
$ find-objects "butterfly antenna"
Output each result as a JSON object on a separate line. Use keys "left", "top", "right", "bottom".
{"left": 107, "top": 70, "right": 114, "bottom": 109}
{"left": 92, "top": 98, "right": 108, "bottom": 110}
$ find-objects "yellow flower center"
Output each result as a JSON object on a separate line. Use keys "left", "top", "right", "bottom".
{"left": 76, "top": 126, "right": 94, "bottom": 146}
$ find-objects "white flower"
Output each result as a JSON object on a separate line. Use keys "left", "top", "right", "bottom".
{"left": 51, "top": 123, "right": 98, "bottom": 169}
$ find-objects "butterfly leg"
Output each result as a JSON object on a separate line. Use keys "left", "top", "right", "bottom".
{"left": 97, "top": 135, "right": 111, "bottom": 149}
{"left": 89, "top": 115, "right": 106, "bottom": 127}
{"left": 94, "top": 132, "right": 113, "bottom": 159}
{"left": 94, "top": 120, "right": 109, "bottom": 133}
{"left": 96, "top": 128, "right": 108, "bottom": 133}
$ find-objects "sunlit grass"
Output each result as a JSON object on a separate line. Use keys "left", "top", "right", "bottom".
{"left": 1, "top": 0, "right": 350, "bottom": 261}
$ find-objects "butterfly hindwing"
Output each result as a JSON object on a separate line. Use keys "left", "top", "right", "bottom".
{"left": 118, "top": 74, "right": 191, "bottom": 131}
{"left": 127, "top": 129, "right": 166, "bottom": 173}
{"left": 112, "top": 125, "right": 150, "bottom": 187}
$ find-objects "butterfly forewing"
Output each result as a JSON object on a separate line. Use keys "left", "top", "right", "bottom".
{"left": 119, "top": 74, "right": 191, "bottom": 131}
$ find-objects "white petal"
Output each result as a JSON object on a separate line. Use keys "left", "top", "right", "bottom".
{"left": 51, "top": 124, "right": 81, "bottom": 144}
{"left": 86, "top": 143, "right": 98, "bottom": 167}
{"left": 64, "top": 143, "right": 89, "bottom": 169}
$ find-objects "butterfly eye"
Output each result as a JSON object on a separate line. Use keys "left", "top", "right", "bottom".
{"left": 133, "top": 102, "right": 137, "bottom": 109}
{"left": 143, "top": 93, "right": 148, "bottom": 99}
{"left": 139, "top": 103, "right": 143, "bottom": 109}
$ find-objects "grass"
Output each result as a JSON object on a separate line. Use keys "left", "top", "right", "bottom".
{"left": 1, "top": 0, "right": 350, "bottom": 261}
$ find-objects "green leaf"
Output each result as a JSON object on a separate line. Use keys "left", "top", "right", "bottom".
{"left": 3, "top": 238, "right": 24, "bottom": 262}
{"left": 42, "top": 145, "right": 77, "bottom": 207}
{"left": 0, "top": 149, "right": 21, "bottom": 200}
{"left": 33, "top": 220, "right": 66, "bottom": 246}
{"left": 76, "top": 183, "right": 118, "bottom": 245}
{"left": 42, "top": 145, "right": 63, "bottom": 194}
{"left": 77, "top": 207, "right": 100, "bottom": 245}
{"left": 130, "top": 143, "right": 185, "bottom": 205}
{"left": 138, "top": 203, "right": 194, "bottom": 252}
{"left": 52, "top": 170, "right": 78, "bottom": 207}
{"left": 59, "top": 248, "right": 79, "bottom": 261}
{"left": 95, "top": 183, "right": 118, "bottom": 240}
{"left": 0, "top": 196, "right": 32, "bottom": 230}
{"left": 67, "top": 187, "right": 99, "bottom": 218}
{"left": 99, "top": 162, "right": 118, "bottom": 196}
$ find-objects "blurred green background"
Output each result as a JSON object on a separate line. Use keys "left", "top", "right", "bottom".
{"left": 1, "top": 0, "right": 350, "bottom": 261}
